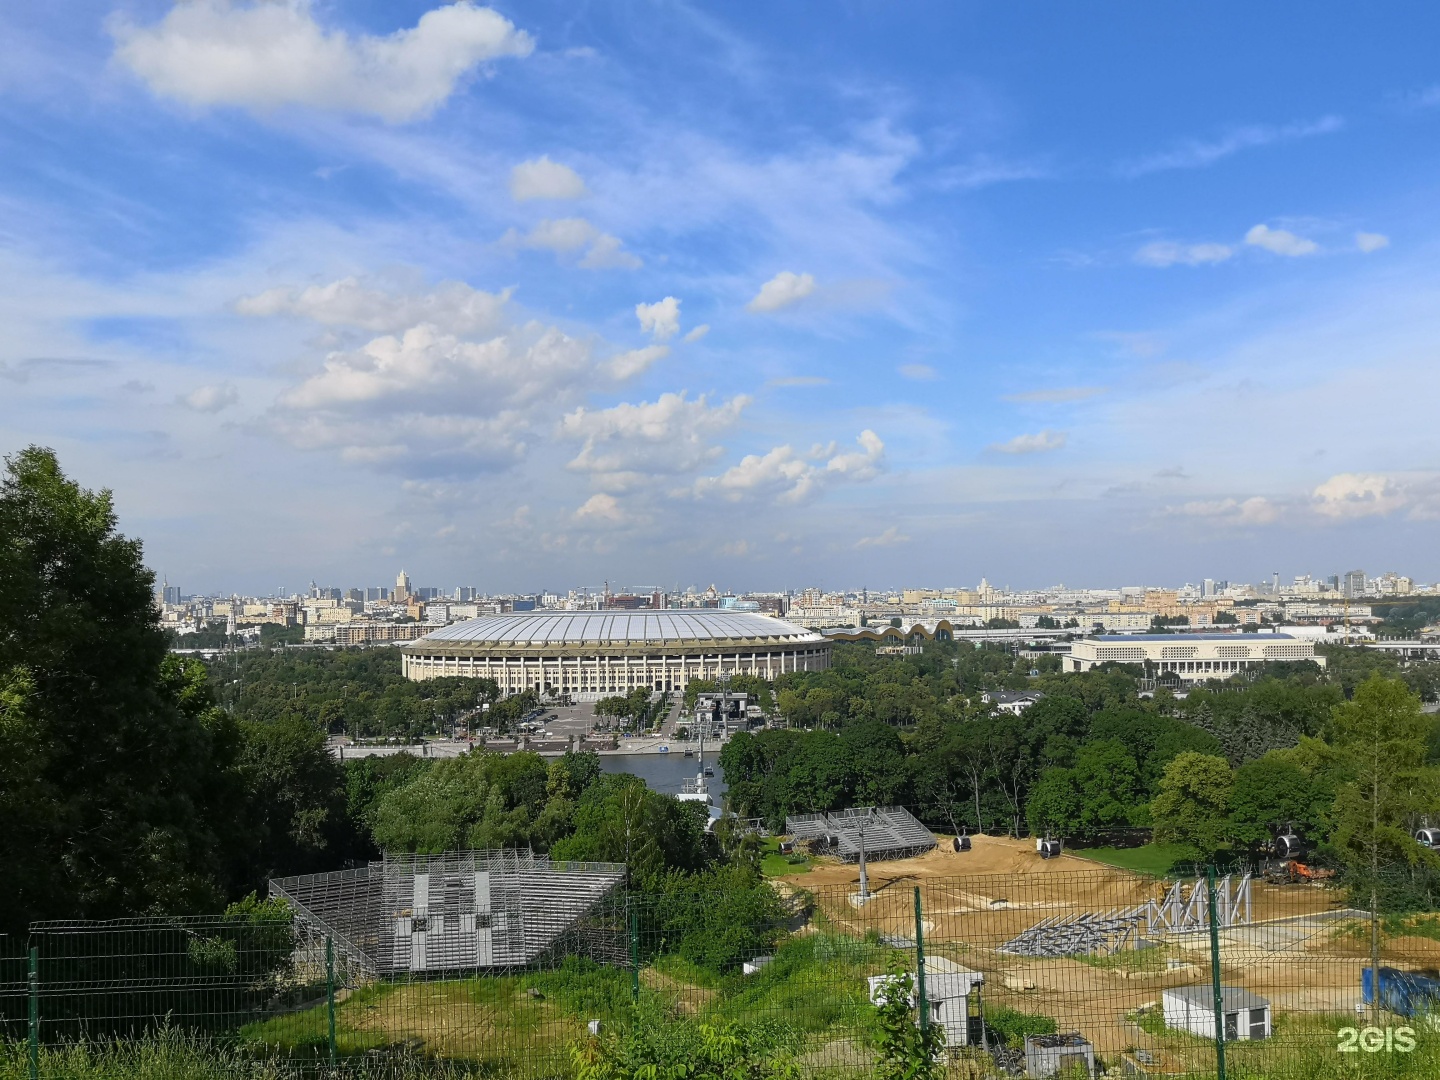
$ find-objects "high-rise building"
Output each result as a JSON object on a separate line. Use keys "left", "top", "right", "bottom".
{"left": 163, "top": 583, "right": 181, "bottom": 606}
{"left": 395, "top": 570, "right": 412, "bottom": 602}
{"left": 1202, "top": 579, "right": 1215, "bottom": 598}
{"left": 1343, "top": 570, "right": 1366, "bottom": 598}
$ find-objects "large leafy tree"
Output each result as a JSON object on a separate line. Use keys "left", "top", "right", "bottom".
{"left": 1227, "top": 754, "right": 1331, "bottom": 854}
{"left": 0, "top": 447, "right": 239, "bottom": 929}
{"left": 1150, "top": 752, "right": 1234, "bottom": 860}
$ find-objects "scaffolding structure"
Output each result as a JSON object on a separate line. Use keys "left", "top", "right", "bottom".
{"left": 785, "top": 806, "right": 937, "bottom": 862}
{"left": 998, "top": 873, "right": 1253, "bottom": 958}
{"left": 270, "top": 850, "right": 627, "bottom": 979}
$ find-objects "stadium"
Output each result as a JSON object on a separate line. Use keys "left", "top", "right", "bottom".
{"left": 400, "top": 611, "right": 830, "bottom": 698}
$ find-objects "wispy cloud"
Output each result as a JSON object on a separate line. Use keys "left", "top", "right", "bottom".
{"left": 855, "top": 525, "right": 908, "bottom": 549}
{"left": 1004, "top": 386, "right": 1104, "bottom": 404}
{"left": 898, "top": 363, "right": 938, "bottom": 381}
{"left": 1245, "top": 224, "right": 1318, "bottom": 257}
{"left": 1355, "top": 231, "right": 1390, "bottom": 253}
{"left": 1119, "top": 115, "right": 1343, "bottom": 177}
{"left": 989, "top": 430, "right": 1066, "bottom": 455}
{"left": 747, "top": 271, "right": 815, "bottom": 313}
{"left": 1134, "top": 240, "right": 1233, "bottom": 267}
{"left": 768, "top": 375, "right": 830, "bottom": 388}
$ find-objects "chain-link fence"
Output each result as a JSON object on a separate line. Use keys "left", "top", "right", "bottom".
{"left": 4, "top": 866, "right": 1439, "bottom": 1078}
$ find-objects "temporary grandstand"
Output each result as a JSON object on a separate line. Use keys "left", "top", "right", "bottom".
{"left": 785, "top": 806, "right": 937, "bottom": 861}
{"left": 270, "top": 850, "right": 627, "bottom": 978}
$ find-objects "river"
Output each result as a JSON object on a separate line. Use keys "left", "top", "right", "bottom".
{"left": 599, "top": 752, "right": 728, "bottom": 805}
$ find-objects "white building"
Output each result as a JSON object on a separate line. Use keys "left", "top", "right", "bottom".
{"left": 867, "top": 961, "right": 984, "bottom": 1046}
{"left": 1162, "top": 985, "right": 1270, "bottom": 1041}
{"left": 1066, "top": 633, "right": 1324, "bottom": 681}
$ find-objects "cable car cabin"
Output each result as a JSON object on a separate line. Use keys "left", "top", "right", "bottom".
{"left": 1038, "top": 838, "right": 1063, "bottom": 859}
{"left": 1274, "top": 833, "right": 1303, "bottom": 860}
{"left": 1415, "top": 828, "right": 1440, "bottom": 850}
{"left": 953, "top": 834, "right": 972, "bottom": 852}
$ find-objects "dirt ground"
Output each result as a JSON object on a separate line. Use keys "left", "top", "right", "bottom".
{"left": 781, "top": 834, "right": 1378, "bottom": 1059}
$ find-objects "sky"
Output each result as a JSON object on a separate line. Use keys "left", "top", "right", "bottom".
{"left": 3, "top": 1, "right": 1440, "bottom": 595}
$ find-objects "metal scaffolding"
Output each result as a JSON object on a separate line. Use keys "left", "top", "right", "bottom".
{"left": 785, "top": 806, "right": 938, "bottom": 862}
{"left": 270, "top": 850, "right": 627, "bottom": 979}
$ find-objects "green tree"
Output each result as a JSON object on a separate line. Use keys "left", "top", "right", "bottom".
{"left": 1026, "top": 768, "right": 1082, "bottom": 838}
{"left": 1329, "top": 676, "right": 1440, "bottom": 905}
{"left": 0, "top": 448, "right": 239, "bottom": 929}
{"left": 1150, "top": 752, "right": 1234, "bottom": 859}
{"left": 1228, "top": 755, "right": 1330, "bottom": 855}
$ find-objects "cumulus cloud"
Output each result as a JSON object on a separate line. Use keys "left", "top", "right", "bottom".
{"left": 1004, "top": 386, "right": 1104, "bottom": 404}
{"left": 562, "top": 392, "right": 749, "bottom": 489}
{"left": 1355, "top": 231, "right": 1390, "bottom": 253}
{"left": 1311, "top": 473, "right": 1408, "bottom": 519}
{"left": 695, "top": 430, "right": 884, "bottom": 505}
{"left": 1245, "top": 224, "right": 1318, "bottom": 257}
{"left": 855, "top": 525, "right": 908, "bottom": 549}
{"left": 635, "top": 297, "right": 681, "bottom": 340}
{"left": 503, "top": 218, "right": 641, "bottom": 269}
{"left": 989, "top": 430, "right": 1066, "bottom": 454}
{"left": 898, "top": 363, "right": 938, "bottom": 381}
{"left": 747, "top": 271, "right": 815, "bottom": 313}
{"left": 181, "top": 382, "right": 239, "bottom": 412}
{"left": 1175, "top": 496, "right": 1281, "bottom": 526}
{"left": 111, "top": 1, "right": 533, "bottom": 123}
{"left": 605, "top": 345, "right": 669, "bottom": 380}
{"left": 682, "top": 324, "right": 710, "bottom": 343}
{"left": 236, "top": 277, "right": 509, "bottom": 335}
{"left": 509, "top": 156, "right": 587, "bottom": 201}
{"left": 1134, "top": 240, "right": 1233, "bottom": 267}
{"left": 574, "top": 493, "right": 623, "bottom": 523}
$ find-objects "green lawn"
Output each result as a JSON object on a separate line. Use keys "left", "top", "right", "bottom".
{"left": 758, "top": 836, "right": 811, "bottom": 878}
{"left": 1069, "top": 842, "right": 1193, "bottom": 877}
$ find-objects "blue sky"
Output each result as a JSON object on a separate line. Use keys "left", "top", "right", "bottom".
{"left": 3, "top": 1, "right": 1440, "bottom": 594}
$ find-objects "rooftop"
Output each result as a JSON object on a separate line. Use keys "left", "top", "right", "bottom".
{"left": 1091, "top": 633, "right": 1297, "bottom": 642}
{"left": 408, "top": 610, "right": 824, "bottom": 647}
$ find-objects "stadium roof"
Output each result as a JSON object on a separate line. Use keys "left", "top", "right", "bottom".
{"left": 410, "top": 610, "right": 824, "bottom": 647}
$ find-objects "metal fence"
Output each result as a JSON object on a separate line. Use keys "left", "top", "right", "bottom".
{"left": 3, "top": 866, "right": 1439, "bottom": 1078}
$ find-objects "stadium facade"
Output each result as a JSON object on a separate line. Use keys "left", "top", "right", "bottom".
{"left": 400, "top": 610, "right": 830, "bottom": 698}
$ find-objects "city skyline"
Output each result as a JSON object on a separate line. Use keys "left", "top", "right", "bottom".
{"left": 4, "top": 3, "right": 1440, "bottom": 591}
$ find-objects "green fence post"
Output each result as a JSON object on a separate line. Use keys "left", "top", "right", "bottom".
{"left": 629, "top": 905, "right": 640, "bottom": 1002}
{"left": 1206, "top": 865, "right": 1228, "bottom": 1080}
{"left": 913, "top": 886, "right": 928, "bottom": 1037}
{"left": 27, "top": 946, "right": 39, "bottom": 1080}
{"left": 326, "top": 935, "right": 337, "bottom": 1068}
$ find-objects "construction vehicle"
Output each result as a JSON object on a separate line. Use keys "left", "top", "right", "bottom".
{"left": 1260, "top": 822, "right": 1335, "bottom": 884}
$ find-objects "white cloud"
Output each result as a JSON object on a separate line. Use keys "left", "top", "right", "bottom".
{"left": 561, "top": 392, "right": 748, "bottom": 488}
{"left": 574, "top": 493, "right": 623, "bottom": 523}
{"left": 695, "top": 430, "right": 884, "bottom": 504}
{"left": 768, "top": 375, "right": 830, "bottom": 388}
{"left": 855, "top": 525, "right": 908, "bottom": 549}
{"left": 1356, "top": 232, "right": 1390, "bottom": 253}
{"left": 898, "top": 363, "right": 938, "bottom": 381}
{"left": 510, "top": 156, "right": 588, "bottom": 201}
{"left": 1004, "top": 386, "right": 1104, "bottom": 404}
{"left": 635, "top": 297, "right": 681, "bottom": 340}
{"left": 605, "top": 344, "right": 669, "bottom": 380}
{"left": 111, "top": 1, "right": 533, "bottom": 123}
{"left": 1311, "top": 473, "right": 1407, "bottom": 519}
{"left": 236, "top": 277, "right": 509, "bottom": 335}
{"left": 1175, "top": 496, "right": 1281, "bottom": 526}
{"left": 718, "top": 539, "right": 750, "bottom": 557}
{"left": 989, "top": 430, "right": 1066, "bottom": 454}
{"left": 1245, "top": 224, "right": 1318, "bottom": 257}
{"left": 503, "top": 218, "right": 641, "bottom": 269}
{"left": 1134, "top": 240, "right": 1234, "bottom": 267}
{"left": 181, "top": 382, "right": 239, "bottom": 412}
{"left": 747, "top": 271, "right": 815, "bottom": 313}
{"left": 1120, "top": 115, "right": 1343, "bottom": 176}
{"left": 682, "top": 324, "right": 710, "bottom": 343}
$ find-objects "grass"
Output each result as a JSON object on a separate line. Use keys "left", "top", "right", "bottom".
{"left": 758, "top": 837, "right": 811, "bottom": 878}
{"left": 1071, "top": 942, "right": 1172, "bottom": 974}
{"left": 1070, "top": 842, "right": 1193, "bottom": 877}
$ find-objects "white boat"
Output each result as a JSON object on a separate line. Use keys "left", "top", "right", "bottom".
{"left": 676, "top": 726, "right": 721, "bottom": 827}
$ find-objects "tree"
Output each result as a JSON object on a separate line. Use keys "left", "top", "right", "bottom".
{"left": 1026, "top": 768, "right": 1082, "bottom": 838}
{"left": 1228, "top": 755, "right": 1329, "bottom": 855}
{"left": 1329, "top": 676, "right": 1440, "bottom": 906}
{"left": 551, "top": 773, "right": 713, "bottom": 885}
{"left": 1150, "top": 752, "right": 1234, "bottom": 860}
{"left": 0, "top": 448, "right": 239, "bottom": 929}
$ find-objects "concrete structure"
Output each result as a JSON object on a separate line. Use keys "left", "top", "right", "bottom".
{"left": 1024, "top": 1033, "right": 1096, "bottom": 1077}
{"left": 867, "top": 961, "right": 985, "bottom": 1047}
{"left": 1066, "top": 633, "right": 1324, "bottom": 680}
{"left": 1162, "top": 985, "right": 1270, "bottom": 1041}
{"left": 401, "top": 611, "right": 828, "bottom": 698}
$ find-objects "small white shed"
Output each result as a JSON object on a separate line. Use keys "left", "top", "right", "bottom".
{"left": 868, "top": 961, "right": 985, "bottom": 1046}
{"left": 1162, "top": 985, "right": 1270, "bottom": 1041}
